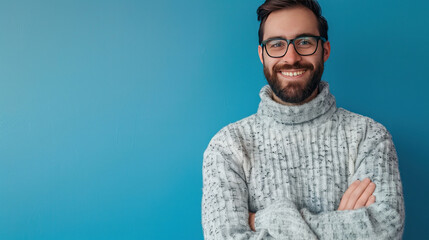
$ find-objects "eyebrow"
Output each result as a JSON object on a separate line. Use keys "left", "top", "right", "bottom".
{"left": 265, "top": 33, "right": 318, "bottom": 41}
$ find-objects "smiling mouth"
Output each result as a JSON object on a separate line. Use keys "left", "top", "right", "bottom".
{"left": 279, "top": 70, "right": 306, "bottom": 77}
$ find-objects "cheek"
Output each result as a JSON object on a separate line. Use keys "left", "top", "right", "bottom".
{"left": 263, "top": 60, "right": 276, "bottom": 72}
{"left": 269, "top": 60, "right": 282, "bottom": 70}
{"left": 307, "top": 56, "right": 323, "bottom": 69}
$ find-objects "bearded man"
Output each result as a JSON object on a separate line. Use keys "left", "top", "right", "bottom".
{"left": 201, "top": 0, "right": 405, "bottom": 239}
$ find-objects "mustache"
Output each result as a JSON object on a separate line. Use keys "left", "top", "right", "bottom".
{"left": 273, "top": 62, "right": 314, "bottom": 72}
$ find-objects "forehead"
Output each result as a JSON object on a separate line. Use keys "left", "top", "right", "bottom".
{"left": 263, "top": 6, "right": 319, "bottom": 39}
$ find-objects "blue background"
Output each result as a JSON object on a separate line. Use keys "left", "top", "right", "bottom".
{"left": 0, "top": 0, "right": 428, "bottom": 239}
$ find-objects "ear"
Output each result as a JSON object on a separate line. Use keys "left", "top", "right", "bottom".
{"left": 323, "top": 40, "right": 331, "bottom": 62}
{"left": 258, "top": 45, "right": 264, "bottom": 64}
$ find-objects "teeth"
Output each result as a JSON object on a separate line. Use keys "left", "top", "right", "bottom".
{"left": 281, "top": 70, "right": 305, "bottom": 77}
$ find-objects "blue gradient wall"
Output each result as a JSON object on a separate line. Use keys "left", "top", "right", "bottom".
{"left": 0, "top": 0, "right": 427, "bottom": 239}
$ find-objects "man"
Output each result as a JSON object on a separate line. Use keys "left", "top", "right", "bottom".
{"left": 201, "top": 0, "right": 405, "bottom": 239}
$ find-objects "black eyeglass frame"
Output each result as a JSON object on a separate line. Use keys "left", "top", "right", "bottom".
{"left": 260, "top": 36, "right": 327, "bottom": 58}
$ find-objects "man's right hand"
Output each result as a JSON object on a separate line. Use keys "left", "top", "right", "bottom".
{"left": 248, "top": 212, "right": 256, "bottom": 231}
{"left": 337, "top": 178, "right": 376, "bottom": 211}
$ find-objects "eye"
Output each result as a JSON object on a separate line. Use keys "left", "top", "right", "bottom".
{"left": 296, "top": 37, "right": 315, "bottom": 46}
{"left": 268, "top": 40, "right": 286, "bottom": 48}
{"left": 299, "top": 40, "right": 310, "bottom": 45}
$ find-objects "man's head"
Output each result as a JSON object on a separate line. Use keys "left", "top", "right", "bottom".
{"left": 257, "top": 0, "right": 331, "bottom": 105}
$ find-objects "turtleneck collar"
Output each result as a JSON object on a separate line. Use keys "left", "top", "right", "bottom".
{"left": 256, "top": 81, "right": 337, "bottom": 126}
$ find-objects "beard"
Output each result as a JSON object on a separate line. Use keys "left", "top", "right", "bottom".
{"left": 263, "top": 57, "right": 324, "bottom": 104}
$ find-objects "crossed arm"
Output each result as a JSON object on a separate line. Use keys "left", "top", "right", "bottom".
{"left": 202, "top": 124, "right": 405, "bottom": 239}
{"left": 248, "top": 178, "right": 377, "bottom": 231}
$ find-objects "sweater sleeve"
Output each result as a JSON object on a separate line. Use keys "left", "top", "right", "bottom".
{"left": 201, "top": 127, "right": 318, "bottom": 240}
{"left": 298, "top": 121, "right": 405, "bottom": 239}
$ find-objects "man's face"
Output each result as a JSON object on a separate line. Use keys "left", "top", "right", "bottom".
{"left": 258, "top": 7, "right": 331, "bottom": 104}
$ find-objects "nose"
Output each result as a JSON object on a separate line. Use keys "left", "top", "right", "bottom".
{"left": 281, "top": 43, "right": 302, "bottom": 64}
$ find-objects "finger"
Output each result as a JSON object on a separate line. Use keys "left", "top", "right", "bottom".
{"left": 353, "top": 182, "right": 376, "bottom": 209}
{"left": 338, "top": 180, "right": 361, "bottom": 210}
{"left": 365, "top": 195, "right": 376, "bottom": 207}
{"left": 345, "top": 178, "right": 371, "bottom": 210}
{"left": 248, "top": 212, "right": 256, "bottom": 231}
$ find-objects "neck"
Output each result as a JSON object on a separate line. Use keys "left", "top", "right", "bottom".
{"left": 256, "top": 81, "right": 337, "bottom": 126}
{"left": 272, "top": 86, "right": 319, "bottom": 106}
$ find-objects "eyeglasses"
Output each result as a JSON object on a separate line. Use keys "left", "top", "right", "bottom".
{"left": 261, "top": 36, "right": 326, "bottom": 58}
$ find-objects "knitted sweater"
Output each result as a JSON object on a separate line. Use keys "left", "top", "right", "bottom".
{"left": 201, "top": 81, "right": 405, "bottom": 239}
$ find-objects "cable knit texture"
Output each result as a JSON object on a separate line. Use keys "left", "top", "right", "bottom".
{"left": 201, "top": 81, "right": 405, "bottom": 239}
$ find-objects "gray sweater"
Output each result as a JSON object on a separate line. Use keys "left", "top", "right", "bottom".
{"left": 201, "top": 81, "right": 405, "bottom": 239}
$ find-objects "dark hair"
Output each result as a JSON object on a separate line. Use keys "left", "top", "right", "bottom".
{"left": 257, "top": 0, "right": 328, "bottom": 44}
